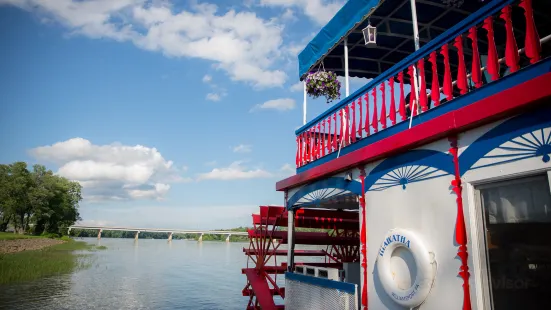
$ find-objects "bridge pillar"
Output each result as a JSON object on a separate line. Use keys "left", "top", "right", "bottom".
{"left": 198, "top": 233, "right": 203, "bottom": 242}
{"left": 134, "top": 230, "right": 140, "bottom": 241}
{"left": 225, "top": 234, "right": 231, "bottom": 242}
{"left": 68, "top": 227, "right": 72, "bottom": 236}
{"left": 168, "top": 232, "right": 173, "bottom": 242}
{"left": 97, "top": 229, "right": 102, "bottom": 240}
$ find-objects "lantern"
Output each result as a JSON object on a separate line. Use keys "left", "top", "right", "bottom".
{"left": 362, "top": 22, "right": 377, "bottom": 47}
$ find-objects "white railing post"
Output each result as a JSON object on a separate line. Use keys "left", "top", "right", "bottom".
{"left": 344, "top": 38, "right": 350, "bottom": 97}
{"left": 303, "top": 81, "right": 307, "bottom": 125}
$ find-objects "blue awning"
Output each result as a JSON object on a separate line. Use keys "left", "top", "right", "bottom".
{"left": 298, "top": 0, "right": 382, "bottom": 79}
{"left": 297, "top": 0, "right": 493, "bottom": 81}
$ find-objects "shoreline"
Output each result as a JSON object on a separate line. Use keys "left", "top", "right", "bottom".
{"left": 0, "top": 238, "right": 65, "bottom": 254}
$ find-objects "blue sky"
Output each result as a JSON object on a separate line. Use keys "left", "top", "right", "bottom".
{"left": 0, "top": 0, "right": 369, "bottom": 229}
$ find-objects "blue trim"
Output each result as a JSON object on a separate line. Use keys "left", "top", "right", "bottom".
{"left": 364, "top": 149, "right": 453, "bottom": 192}
{"left": 459, "top": 106, "right": 551, "bottom": 175}
{"left": 296, "top": 57, "right": 551, "bottom": 174}
{"left": 296, "top": 0, "right": 514, "bottom": 134}
{"left": 287, "top": 177, "right": 362, "bottom": 209}
{"left": 285, "top": 272, "right": 357, "bottom": 294}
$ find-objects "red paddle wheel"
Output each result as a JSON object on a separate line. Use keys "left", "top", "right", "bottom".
{"left": 325, "top": 228, "right": 361, "bottom": 264}
{"left": 242, "top": 206, "right": 360, "bottom": 310}
{"left": 242, "top": 206, "right": 286, "bottom": 310}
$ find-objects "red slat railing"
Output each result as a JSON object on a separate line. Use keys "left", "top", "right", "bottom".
{"left": 296, "top": 0, "right": 546, "bottom": 168}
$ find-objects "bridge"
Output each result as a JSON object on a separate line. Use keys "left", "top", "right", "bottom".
{"left": 68, "top": 225, "right": 248, "bottom": 242}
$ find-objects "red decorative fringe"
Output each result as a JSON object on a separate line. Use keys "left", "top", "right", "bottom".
{"left": 359, "top": 167, "right": 368, "bottom": 309}
{"left": 351, "top": 102, "right": 357, "bottom": 143}
{"left": 379, "top": 83, "right": 387, "bottom": 129}
{"left": 371, "top": 88, "right": 378, "bottom": 133}
{"left": 428, "top": 51, "right": 441, "bottom": 106}
{"left": 407, "top": 65, "right": 418, "bottom": 116}
{"left": 441, "top": 44, "right": 453, "bottom": 101}
{"left": 357, "top": 97, "right": 363, "bottom": 138}
{"left": 449, "top": 136, "right": 472, "bottom": 310}
{"left": 364, "top": 93, "right": 370, "bottom": 135}
{"left": 500, "top": 6, "right": 519, "bottom": 73}
{"left": 454, "top": 36, "right": 468, "bottom": 95}
{"left": 418, "top": 58, "right": 429, "bottom": 112}
{"left": 389, "top": 77, "right": 397, "bottom": 125}
{"left": 468, "top": 27, "right": 483, "bottom": 88}
{"left": 398, "top": 72, "right": 406, "bottom": 121}
{"left": 519, "top": 0, "right": 541, "bottom": 64}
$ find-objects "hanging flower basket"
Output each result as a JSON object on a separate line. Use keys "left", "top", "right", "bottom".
{"left": 305, "top": 71, "right": 341, "bottom": 104}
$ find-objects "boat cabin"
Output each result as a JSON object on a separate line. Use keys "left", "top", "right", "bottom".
{"left": 243, "top": 0, "right": 551, "bottom": 309}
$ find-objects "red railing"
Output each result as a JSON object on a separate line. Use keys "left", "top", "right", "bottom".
{"left": 296, "top": 0, "right": 547, "bottom": 169}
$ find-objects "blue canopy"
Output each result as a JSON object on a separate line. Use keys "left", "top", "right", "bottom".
{"left": 298, "top": 0, "right": 382, "bottom": 79}
{"left": 297, "top": 0, "right": 492, "bottom": 81}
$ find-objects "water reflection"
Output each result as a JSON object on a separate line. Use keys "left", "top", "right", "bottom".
{"left": 0, "top": 274, "right": 73, "bottom": 309}
{"left": 0, "top": 239, "right": 331, "bottom": 310}
{"left": 0, "top": 238, "right": 251, "bottom": 310}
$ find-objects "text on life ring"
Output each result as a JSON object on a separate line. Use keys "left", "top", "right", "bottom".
{"left": 378, "top": 234, "right": 411, "bottom": 257}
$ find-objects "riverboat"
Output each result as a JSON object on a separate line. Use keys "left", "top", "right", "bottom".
{"left": 242, "top": 0, "right": 551, "bottom": 309}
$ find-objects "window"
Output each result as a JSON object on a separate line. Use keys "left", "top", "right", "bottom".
{"left": 476, "top": 173, "right": 551, "bottom": 309}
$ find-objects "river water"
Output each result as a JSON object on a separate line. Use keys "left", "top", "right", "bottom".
{"left": 0, "top": 238, "right": 288, "bottom": 310}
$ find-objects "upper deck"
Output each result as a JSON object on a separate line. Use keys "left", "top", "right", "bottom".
{"left": 277, "top": 0, "right": 551, "bottom": 192}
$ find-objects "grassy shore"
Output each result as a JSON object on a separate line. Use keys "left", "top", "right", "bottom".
{"left": 0, "top": 232, "right": 43, "bottom": 240}
{"left": 0, "top": 232, "right": 102, "bottom": 285}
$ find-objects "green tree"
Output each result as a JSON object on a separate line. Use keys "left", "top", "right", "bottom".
{"left": 0, "top": 164, "right": 14, "bottom": 231}
{"left": 0, "top": 162, "right": 82, "bottom": 235}
{"left": 9, "top": 162, "right": 33, "bottom": 233}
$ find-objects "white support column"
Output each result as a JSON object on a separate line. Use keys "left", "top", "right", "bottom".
{"left": 168, "top": 232, "right": 173, "bottom": 242}
{"left": 226, "top": 234, "right": 231, "bottom": 242}
{"left": 303, "top": 81, "right": 307, "bottom": 125}
{"left": 410, "top": 0, "right": 421, "bottom": 52}
{"left": 134, "top": 230, "right": 140, "bottom": 241}
{"left": 344, "top": 38, "right": 350, "bottom": 97}
{"left": 287, "top": 209, "right": 294, "bottom": 272}
{"left": 97, "top": 229, "right": 102, "bottom": 240}
{"left": 408, "top": 0, "right": 421, "bottom": 129}
{"left": 198, "top": 233, "right": 203, "bottom": 242}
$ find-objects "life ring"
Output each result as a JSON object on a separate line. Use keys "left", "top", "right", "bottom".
{"left": 376, "top": 228, "right": 436, "bottom": 308}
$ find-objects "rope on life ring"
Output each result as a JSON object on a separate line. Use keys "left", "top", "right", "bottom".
{"left": 375, "top": 228, "right": 437, "bottom": 309}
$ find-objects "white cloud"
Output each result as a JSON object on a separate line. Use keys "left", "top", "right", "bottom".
{"left": 206, "top": 92, "right": 222, "bottom": 101}
{"left": 232, "top": 144, "right": 252, "bottom": 153}
{"left": 279, "top": 164, "right": 295, "bottom": 173}
{"left": 29, "top": 137, "right": 190, "bottom": 201}
{"left": 196, "top": 161, "right": 272, "bottom": 181}
{"left": 279, "top": 163, "right": 295, "bottom": 174}
{"left": 251, "top": 98, "right": 296, "bottom": 112}
{"left": 2, "top": 0, "right": 288, "bottom": 88}
{"left": 259, "top": 0, "right": 344, "bottom": 25}
{"left": 281, "top": 8, "right": 296, "bottom": 22}
{"left": 290, "top": 81, "right": 303, "bottom": 92}
{"left": 202, "top": 74, "right": 228, "bottom": 100}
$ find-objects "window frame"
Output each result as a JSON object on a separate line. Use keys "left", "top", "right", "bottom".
{"left": 469, "top": 169, "right": 551, "bottom": 310}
